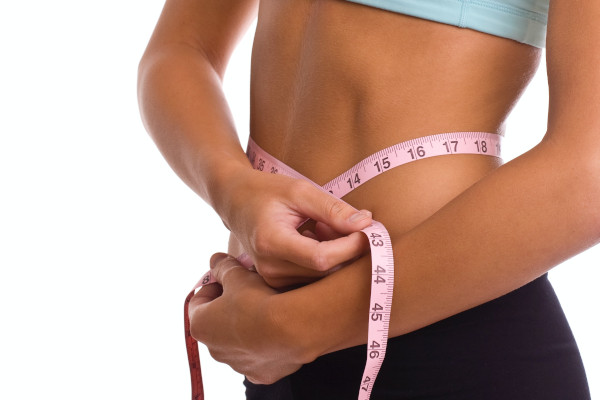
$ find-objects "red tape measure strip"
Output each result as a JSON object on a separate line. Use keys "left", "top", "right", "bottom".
{"left": 185, "top": 131, "right": 502, "bottom": 400}
{"left": 184, "top": 291, "right": 204, "bottom": 400}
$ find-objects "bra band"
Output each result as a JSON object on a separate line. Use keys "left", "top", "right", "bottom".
{"left": 346, "top": 0, "right": 548, "bottom": 48}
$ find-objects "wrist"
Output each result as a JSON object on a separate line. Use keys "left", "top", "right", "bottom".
{"left": 266, "top": 293, "right": 323, "bottom": 365}
{"left": 266, "top": 256, "right": 373, "bottom": 363}
{"left": 201, "top": 153, "right": 252, "bottom": 227}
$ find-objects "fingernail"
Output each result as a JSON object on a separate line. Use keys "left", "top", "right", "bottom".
{"left": 349, "top": 210, "right": 371, "bottom": 223}
{"left": 210, "top": 253, "right": 229, "bottom": 268}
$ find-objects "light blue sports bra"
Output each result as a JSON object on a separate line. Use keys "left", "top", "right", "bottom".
{"left": 345, "top": 0, "right": 549, "bottom": 48}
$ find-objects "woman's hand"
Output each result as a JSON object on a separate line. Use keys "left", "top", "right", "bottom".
{"left": 218, "top": 167, "right": 372, "bottom": 288}
{"left": 189, "top": 253, "right": 308, "bottom": 384}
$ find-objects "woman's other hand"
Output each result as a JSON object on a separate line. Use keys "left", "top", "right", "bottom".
{"left": 189, "top": 253, "right": 308, "bottom": 384}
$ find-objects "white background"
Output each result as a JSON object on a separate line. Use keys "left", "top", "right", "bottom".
{"left": 0, "top": 1, "right": 597, "bottom": 399}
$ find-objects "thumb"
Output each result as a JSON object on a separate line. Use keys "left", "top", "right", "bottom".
{"left": 292, "top": 183, "right": 372, "bottom": 233}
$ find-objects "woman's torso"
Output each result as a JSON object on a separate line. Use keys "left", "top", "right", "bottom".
{"left": 229, "top": 0, "right": 542, "bottom": 254}
{"left": 231, "top": 3, "right": 593, "bottom": 398}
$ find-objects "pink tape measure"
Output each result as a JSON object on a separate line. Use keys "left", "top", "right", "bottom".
{"left": 184, "top": 131, "right": 502, "bottom": 399}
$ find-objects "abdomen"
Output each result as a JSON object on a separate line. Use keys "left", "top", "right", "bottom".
{"left": 230, "top": 0, "right": 541, "bottom": 251}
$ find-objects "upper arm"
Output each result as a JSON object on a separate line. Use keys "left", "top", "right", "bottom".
{"left": 142, "top": 0, "right": 259, "bottom": 77}
{"left": 545, "top": 0, "right": 600, "bottom": 148}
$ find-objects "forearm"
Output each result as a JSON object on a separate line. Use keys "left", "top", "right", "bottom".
{"left": 274, "top": 136, "right": 600, "bottom": 362}
{"left": 137, "top": 45, "right": 251, "bottom": 218}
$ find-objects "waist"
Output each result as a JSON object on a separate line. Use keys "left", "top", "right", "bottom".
{"left": 249, "top": 131, "right": 503, "bottom": 239}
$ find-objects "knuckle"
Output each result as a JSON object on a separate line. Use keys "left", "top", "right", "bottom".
{"left": 207, "top": 348, "right": 224, "bottom": 363}
{"left": 265, "top": 277, "right": 286, "bottom": 290}
{"left": 245, "top": 374, "right": 262, "bottom": 385}
{"left": 325, "top": 198, "right": 347, "bottom": 220}
{"left": 260, "top": 197, "right": 279, "bottom": 215}
{"left": 259, "top": 263, "right": 277, "bottom": 280}
{"left": 213, "top": 256, "right": 242, "bottom": 283}
{"left": 260, "top": 375, "right": 279, "bottom": 385}
{"left": 259, "top": 266, "right": 284, "bottom": 287}
{"left": 259, "top": 266, "right": 291, "bottom": 289}
{"left": 188, "top": 312, "right": 205, "bottom": 342}
{"left": 310, "top": 245, "right": 332, "bottom": 271}
{"left": 220, "top": 264, "right": 243, "bottom": 284}
{"left": 253, "top": 230, "right": 272, "bottom": 256}
{"left": 291, "top": 179, "right": 313, "bottom": 198}
{"left": 247, "top": 372, "right": 278, "bottom": 386}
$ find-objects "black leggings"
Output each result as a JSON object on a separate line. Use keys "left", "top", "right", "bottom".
{"left": 244, "top": 274, "right": 590, "bottom": 399}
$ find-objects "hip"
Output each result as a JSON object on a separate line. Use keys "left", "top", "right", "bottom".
{"left": 244, "top": 273, "right": 591, "bottom": 399}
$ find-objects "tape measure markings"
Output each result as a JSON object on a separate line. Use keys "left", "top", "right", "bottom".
{"left": 322, "top": 132, "right": 500, "bottom": 199}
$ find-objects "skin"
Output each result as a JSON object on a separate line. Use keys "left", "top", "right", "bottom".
{"left": 138, "top": 0, "right": 600, "bottom": 387}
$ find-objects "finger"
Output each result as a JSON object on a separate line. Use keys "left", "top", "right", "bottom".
{"left": 269, "top": 227, "right": 370, "bottom": 271}
{"left": 245, "top": 375, "right": 262, "bottom": 385}
{"left": 301, "top": 229, "right": 318, "bottom": 240}
{"left": 189, "top": 253, "right": 229, "bottom": 309}
{"left": 290, "top": 183, "right": 372, "bottom": 233}
{"left": 263, "top": 272, "right": 326, "bottom": 290}
{"left": 211, "top": 253, "right": 260, "bottom": 289}
{"left": 189, "top": 282, "right": 223, "bottom": 310}
{"left": 210, "top": 252, "right": 230, "bottom": 269}
{"left": 314, "top": 221, "right": 344, "bottom": 241}
{"left": 188, "top": 282, "right": 225, "bottom": 343}
{"left": 256, "top": 257, "right": 329, "bottom": 289}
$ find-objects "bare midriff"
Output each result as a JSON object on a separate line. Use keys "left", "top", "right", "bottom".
{"left": 229, "top": 0, "right": 542, "bottom": 255}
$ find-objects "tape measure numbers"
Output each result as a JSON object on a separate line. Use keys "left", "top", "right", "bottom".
{"left": 184, "top": 131, "right": 502, "bottom": 400}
